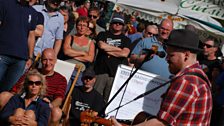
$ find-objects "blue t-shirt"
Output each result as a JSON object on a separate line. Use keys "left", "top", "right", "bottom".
{"left": 0, "top": 0, "right": 37, "bottom": 59}
{"left": 132, "top": 36, "right": 171, "bottom": 79}
{"left": 128, "top": 32, "right": 143, "bottom": 43}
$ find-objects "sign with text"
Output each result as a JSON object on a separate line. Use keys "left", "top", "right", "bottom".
{"left": 179, "top": 0, "right": 224, "bottom": 20}
{"left": 105, "top": 65, "right": 169, "bottom": 120}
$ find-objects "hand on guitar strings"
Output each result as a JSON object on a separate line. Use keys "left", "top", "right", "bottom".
{"left": 80, "top": 109, "right": 98, "bottom": 126}
{"left": 111, "top": 116, "right": 123, "bottom": 126}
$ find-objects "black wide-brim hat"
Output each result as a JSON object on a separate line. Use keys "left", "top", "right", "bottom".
{"left": 164, "top": 29, "right": 203, "bottom": 53}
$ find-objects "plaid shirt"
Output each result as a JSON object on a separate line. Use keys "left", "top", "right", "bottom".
{"left": 158, "top": 63, "right": 212, "bottom": 126}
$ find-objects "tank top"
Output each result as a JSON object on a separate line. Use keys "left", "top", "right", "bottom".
{"left": 65, "top": 36, "right": 92, "bottom": 71}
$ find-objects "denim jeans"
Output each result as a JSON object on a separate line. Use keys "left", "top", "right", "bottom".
{"left": 0, "top": 55, "right": 26, "bottom": 92}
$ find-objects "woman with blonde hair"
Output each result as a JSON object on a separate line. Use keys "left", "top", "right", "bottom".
{"left": 0, "top": 69, "right": 50, "bottom": 126}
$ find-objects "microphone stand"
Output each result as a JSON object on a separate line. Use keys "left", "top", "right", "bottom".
{"left": 99, "top": 50, "right": 155, "bottom": 117}
{"left": 106, "top": 77, "right": 176, "bottom": 115}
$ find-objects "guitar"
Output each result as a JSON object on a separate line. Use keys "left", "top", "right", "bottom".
{"left": 80, "top": 111, "right": 154, "bottom": 126}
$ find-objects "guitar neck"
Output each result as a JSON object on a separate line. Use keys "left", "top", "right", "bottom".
{"left": 81, "top": 111, "right": 130, "bottom": 126}
{"left": 93, "top": 117, "right": 113, "bottom": 126}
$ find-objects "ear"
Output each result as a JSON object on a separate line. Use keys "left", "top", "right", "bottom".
{"left": 184, "top": 51, "right": 191, "bottom": 61}
{"left": 92, "top": 77, "right": 96, "bottom": 83}
{"left": 214, "top": 47, "right": 218, "bottom": 52}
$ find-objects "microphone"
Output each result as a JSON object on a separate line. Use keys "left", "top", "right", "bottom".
{"left": 142, "top": 48, "right": 166, "bottom": 58}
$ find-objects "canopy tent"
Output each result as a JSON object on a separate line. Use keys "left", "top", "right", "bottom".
{"left": 107, "top": 0, "right": 224, "bottom": 41}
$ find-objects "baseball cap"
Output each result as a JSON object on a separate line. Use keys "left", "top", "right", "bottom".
{"left": 82, "top": 68, "right": 95, "bottom": 78}
{"left": 111, "top": 14, "right": 125, "bottom": 25}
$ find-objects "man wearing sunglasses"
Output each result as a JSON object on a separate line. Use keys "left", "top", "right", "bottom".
{"left": 70, "top": 67, "right": 105, "bottom": 125}
{"left": 94, "top": 14, "right": 131, "bottom": 102}
{"left": 130, "top": 19, "right": 173, "bottom": 79}
{"left": 33, "top": 0, "right": 64, "bottom": 57}
{"left": 88, "top": 7, "right": 105, "bottom": 34}
{"left": 128, "top": 24, "right": 158, "bottom": 62}
{"left": 198, "top": 36, "right": 222, "bottom": 81}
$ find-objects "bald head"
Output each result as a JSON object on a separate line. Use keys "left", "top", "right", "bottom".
{"left": 41, "top": 48, "right": 57, "bottom": 75}
{"left": 160, "top": 19, "right": 173, "bottom": 28}
{"left": 159, "top": 19, "right": 173, "bottom": 40}
{"left": 42, "top": 48, "right": 56, "bottom": 60}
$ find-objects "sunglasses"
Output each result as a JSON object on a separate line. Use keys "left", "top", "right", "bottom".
{"left": 88, "top": 15, "right": 98, "bottom": 19}
{"left": 202, "top": 43, "right": 214, "bottom": 48}
{"left": 89, "top": 27, "right": 94, "bottom": 31}
{"left": 27, "top": 80, "right": 42, "bottom": 86}
{"left": 147, "top": 31, "right": 157, "bottom": 36}
{"left": 112, "top": 22, "right": 124, "bottom": 25}
{"left": 82, "top": 76, "right": 94, "bottom": 80}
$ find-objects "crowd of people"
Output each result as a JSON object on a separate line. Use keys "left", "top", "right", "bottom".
{"left": 0, "top": 0, "right": 223, "bottom": 126}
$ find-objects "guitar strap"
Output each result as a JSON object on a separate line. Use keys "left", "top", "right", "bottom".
{"left": 158, "top": 72, "right": 211, "bottom": 126}
{"left": 162, "top": 71, "right": 211, "bottom": 99}
{"left": 186, "top": 72, "right": 211, "bottom": 89}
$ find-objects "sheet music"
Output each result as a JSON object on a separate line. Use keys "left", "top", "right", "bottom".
{"left": 105, "top": 65, "right": 169, "bottom": 120}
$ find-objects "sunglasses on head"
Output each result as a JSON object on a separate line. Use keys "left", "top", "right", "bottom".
{"left": 202, "top": 43, "right": 214, "bottom": 48}
{"left": 27, "top": 80, "right": 42, "bottom": 86}
{"left": 88, "top": 15, "right": 98, "bottom": 19}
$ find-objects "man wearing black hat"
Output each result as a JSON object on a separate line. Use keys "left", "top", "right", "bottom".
{"left": 94, "top": 14, "right": 131, "bottom": 102}
{"left": 70, "top": 67, "right": 105, "bottom": 126}
{"left": 112, "top": 29, "right": 213, "bottom": 126}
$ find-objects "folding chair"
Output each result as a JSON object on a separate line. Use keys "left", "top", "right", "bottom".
{"left": 54, "top": 59, "right": 75, "bottom": 83}
{"left": 28, "top": 52, "right": 41, "bottom": 71}
{"left": 60, "top": 64, "right": 83, "bottom": 126}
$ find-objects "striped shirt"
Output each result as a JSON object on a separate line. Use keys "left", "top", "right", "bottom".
{"left": 12, "top": 71, "right": 67, "bottom": 100}
{"left": 158, "top": 63, "right": 212, "bottom": 126}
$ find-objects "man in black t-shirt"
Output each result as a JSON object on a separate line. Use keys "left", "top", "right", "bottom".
{"left": 198, "top": 36, "right": 222, "bottom": 126}
{"left": 94, "top": 14, "right": 131, "bottom": 102}
{"left": 70, "top": 67, "right": 105, "bottom": 126}
{"left": 198, "top": 36, "right": 222, "bottom": 81}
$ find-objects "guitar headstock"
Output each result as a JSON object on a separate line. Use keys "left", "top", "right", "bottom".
{"left": 80, "top": 110, "right": 98, "bottom": 123}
